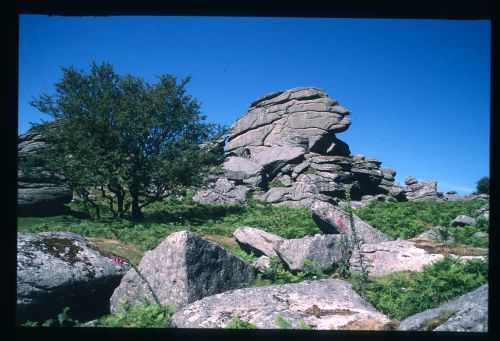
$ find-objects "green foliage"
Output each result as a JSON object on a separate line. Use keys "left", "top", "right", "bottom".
{"left": 355, "top": 200, "right": 486, "bottom": 240}
{"left": 20, "top": 321, "right": 39, "bottom": 327}
{"left": 22, "top": 62, "right": 226, "bottom": 220}
{"left": 275, "top": 315, "right": 294, "bottom": 329}
{"left": 98, "top": 302, "right": 175, "bottom": 328}
{"left": 274, "top": 316, "right": 312, "bottom": 330}
{"left": 474, "top": 176, "right": 489, "bottom": 195}
{"left": 225, "top": 316, "right": 258, "bottom": 329}
{"left": 32, "top": 307, "right": 81, "bottom": 327}
{"left": 362, "top": 256, "right": 488, "bottom": 320}
{"left": 231, "top": 249, "right": 257, "bottom": 263}
{"left": 18, "top": 197, "right": 320, "bottom": 253}
{"left": 257, "top": 258, "right": 326, "bottom": 286}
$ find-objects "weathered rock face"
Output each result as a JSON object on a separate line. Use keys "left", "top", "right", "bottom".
{"left": 311, "top": 201, "right": 391, "bottom": 245}
{"left": 473, "top": 204, "right": 489, "bottom": 220}
{"left": 233, "top": 227, "right": 283, "bottom": 258}
{"left": 192, "top": 178, "right": 249, "bottom": 205}
{"left": 403, "top": 177, "right": 443, "bottom": 201}
{"left": 109, "top": 231, "right": 254, "bottom": 313}
{"left": 193, "top": 87, "right": 403, "bottom": 207}
{"left": 274, "top": 234, "right": 343, "bottom": 271}
{"left": 172, "top": 279, "right": 392, "bottom": 330}
{"left": 226, "top": 87, "right": 351, "bottom": 154}
{"left": 349, "top": 240, "right": 444, "bottom": 277}
{"left": 17, "top": 232, "right": 129, "bottom": 322}
{"left": 18, "top": 130, "right": 73, "bottom": 216}
{"left": 398, "top": 284, "right": 488, "bottom": 332}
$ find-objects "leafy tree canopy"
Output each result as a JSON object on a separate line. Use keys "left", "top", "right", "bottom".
{"left": 474, "top": 176, "right": 489, "bottom": 195}
{"left": 21, "top": 62, "right": 226, "bottom": 219}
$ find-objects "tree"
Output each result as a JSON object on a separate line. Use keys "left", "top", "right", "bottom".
{"left": 474, "top": 176, "right": 489, "bottom": 195}
{"left": 21, "top": 62, "right": 226, "bottom": 219}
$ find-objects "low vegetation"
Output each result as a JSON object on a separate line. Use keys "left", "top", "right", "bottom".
{"left": 354, "top": 200, "right": 487, "bottom": 243}
{"left": 98, "top": 302, "right": 175, "bottom": 328}
{"left": 361, "top": 256, "right": 488, "bottom": 320}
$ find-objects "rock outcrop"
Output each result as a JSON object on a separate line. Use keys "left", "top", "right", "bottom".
{"left": 172, "top": 279, "right": 392, "bottom": 330}
{"left": 193, "top": 87, "right": 406, "bottom": 207}
{"left": 398, "top": 284, "right": 488, "bottom": 332}
{"left": 18, "top": 129, "right": 73, "bottom": 216}
{"left": 473, "top": 204, "right": 489, "bottom": 220}
{"left": 451, "top": 215, "right": 477, "bottom": 227}
{"left": 233, "top": 227, "right": 283, "bottom": 258}
{"left": 403, "top": 176, "right": 443, "bottom": 201}
{"left": 349, "top": 240, "right": 444, "bottom": 277}
{"left": 109, "top": 231, "right": 254, "bottom": 313}
{"left": 17, "top": 232, "right": 129, "bottom": 322}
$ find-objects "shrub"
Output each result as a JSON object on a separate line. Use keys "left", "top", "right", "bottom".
{"left": 225, "top": 316, "right": 258, "bottom": 329}
{"left": 474, "top": 176, "right": 489, "bottom": 195}
{"left": 98, "top": 302, "right": 175, "bottom": 328}
{"left": 257, "top": 258, "right": 326, "bottom": 285}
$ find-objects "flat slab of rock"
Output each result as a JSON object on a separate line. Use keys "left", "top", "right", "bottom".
{"left": 399, "top": 284, "right": 488, "bottom": 332}
{"left": 233, "top": 227, "right": 283, "bottom": 258}
{"left": 251, "top": 146, "right": 306, "bottom": 177}
{"left": 349, "top": 240, "right": 444, "bottom": 277}
{"left": 17, "top": 232, "right": 129, "bottom": 322}
{"left": 311, "top": 201, "right": 390, "bottom": 245}
{"left": 172, "top": 279, "right": 391, "bottom": 330}
{"left": 274, "top": 234, "right": 343, "bottom": 271}
{"left": 110, "top": 231, "right": 254, "bottom": 313}
{"left": 223, "top": 157, "right": 265, "bottom": 187}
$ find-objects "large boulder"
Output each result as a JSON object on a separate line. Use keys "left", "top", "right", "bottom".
{"left": 256, "top": 181, "right": 335, "bottom": 208}
{"left": 109, "top": 231, "right": 254, "bottom": 313}
{"left": 310, "top": 201, "right": 390, "bottom": 245}
{"left": 226, "top": 87, "right": 351, "bottom": 154}
{"left": 349, "top": 240, "right": 444, "bottom": 277}
{"left": 192, "top": 178, "right": 249, "bottom": 205}
{"left": 451, "top": 215, "right": 477, "bottom": 227}
{"left": 172, "top": 279, "right": 392, "bottom": 330}
{"left": 473, "top": 204, "right": 489, "bottom": 220}
{"left": 273, "top": 234, "right": 343, "bottom": 271}
{"left": 17, "top": 232, "right": 129, "bottom": 322}
{"left": 18, "top": 130, "right": 73, "bottom": 216}
{"left": 233, "top": 227, "right": 283, "bottom": 258}
{"left": 398, "top": 284, "right": 488, "bottom": 332}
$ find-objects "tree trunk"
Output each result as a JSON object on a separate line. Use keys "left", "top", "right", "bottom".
{"left": 116, "top": 192, "right": 124, "bottom": 219}
{"left": 130, "top": 184, "right": 143, "bottom": 220}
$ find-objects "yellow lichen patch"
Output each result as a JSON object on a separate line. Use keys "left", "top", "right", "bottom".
{"left": 86, "top": 237, "right": 144, "bottom": 265}
{"left": 423, "top": 309, "right": 456, "bottom": 331}
{"left": 338, "top": 319, "right": 387, "bottom": 331}
{"left": 202, "top": 234, "right": 239, "bottom": 249}
{"left": 411, "top": 239, "right": 488, "bottom": 256}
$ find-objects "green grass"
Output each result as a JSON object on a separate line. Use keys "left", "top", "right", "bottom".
{"left": 362, "top": 256, "right": 488, "bottom": 320}
{"left": 18, "top": 197, "right": 320, "bottom": 254}
{"left": 354, "top": 200, "right": 488, "bottom": 242}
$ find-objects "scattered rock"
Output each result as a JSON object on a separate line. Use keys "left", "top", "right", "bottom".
{"left": 451, "top": 215, "right": 477, "bottom": 227}
{"left": 398, "top": 284, "right": 488, "bottom": 332}
{"left": 17, "top": 232, "right": 129, "bottom": 322}
{"left": 273, "top": 234, "right": 343, "bottom": 271}
{"left": 404, "top": 176, "right": 418, "bottom": 186}
{"left": 252, "top": 256, "right": 272, "bottom": 271}
{"left": 349, "top": 240, "right": 444, "bottom": 277}
{"left": 172, "top": 279, "right": 391, "bottom": 330}
{"left": 109, "top": 231, "right": 254, "bottom": 313}
{"left": 473, "top": 204, "right": 489, "bottom": 220}
{"left": 472, "top": 231, "right": 488, "bottom": 239}
{"left": 310, "top": 201, "right": 391, "bottom": 245}
{"left": 233, "top": 227, "right": 283, "bottom": 258}
{"left": 224, "top": 157, "right": 265, "bottom": 187}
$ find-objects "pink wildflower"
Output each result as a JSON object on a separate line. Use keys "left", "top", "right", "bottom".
{"left": 337, "top": 218, "right": 346, "bottom": 234}
{"left": 111, "top": 256, "right": 123, "bottom": 264}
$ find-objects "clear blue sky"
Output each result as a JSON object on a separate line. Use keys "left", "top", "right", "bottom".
{"left": 18, "top": 15, "right": 490, "bottom": 195}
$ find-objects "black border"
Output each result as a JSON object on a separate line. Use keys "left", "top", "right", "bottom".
{"left": 8, "top": 1, "right": 495, "bottom": 341}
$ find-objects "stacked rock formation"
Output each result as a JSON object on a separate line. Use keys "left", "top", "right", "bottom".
{"left": 194, "top": 87, "right": 405, "bottom": 207}
{"left": 18, "top": 129, "right": 73, "bottom": 216}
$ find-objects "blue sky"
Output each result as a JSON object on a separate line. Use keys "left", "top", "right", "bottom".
{"left": 18, "top": 15, "right": 490, "bottom": 195}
